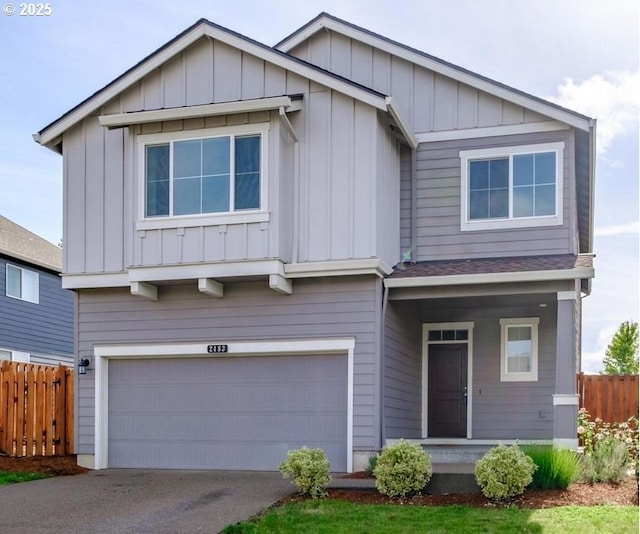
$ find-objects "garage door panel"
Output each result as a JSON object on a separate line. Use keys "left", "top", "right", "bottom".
{"left": 108, "top": 354, "right": 347, "bottom": 471}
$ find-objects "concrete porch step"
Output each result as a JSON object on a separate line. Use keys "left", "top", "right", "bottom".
{"left": 421, "top": 444, "right": 490, "bottom": 464}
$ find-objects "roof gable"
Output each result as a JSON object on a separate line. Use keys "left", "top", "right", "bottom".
{"left": 35, "top": 18, "right": 398, "bottom": 150}
{"left": 276, "top": 12, "right": 594, "bottom": 132}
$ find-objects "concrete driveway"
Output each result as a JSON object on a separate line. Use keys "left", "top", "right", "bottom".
{"left": 0, "top": 469, "right": 293, "bottom": 533}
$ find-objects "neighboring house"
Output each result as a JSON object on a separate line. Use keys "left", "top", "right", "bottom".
{"left": 34, "top": 13, "right": 595, "bottom": 472}
{"left": 0, "top": 215, "right": 74, "bottom": 366}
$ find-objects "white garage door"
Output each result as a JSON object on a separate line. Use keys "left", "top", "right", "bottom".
{"left": 107, "top": 354, "right": 348, "bottom": 471}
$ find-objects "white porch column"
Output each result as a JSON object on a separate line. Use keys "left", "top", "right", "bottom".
{"left": 553, "top": 289, "right": 579, "bottom": 448}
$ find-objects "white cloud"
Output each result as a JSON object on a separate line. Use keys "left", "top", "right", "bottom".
{"left": 595, "top": 221, "right": 639, "bottom": 237}
{"left": 550, "top": 71, "right": 639, "bottom": 154}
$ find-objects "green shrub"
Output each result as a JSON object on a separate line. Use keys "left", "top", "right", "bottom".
{"left": 522, "top": 445, "right": 582, "bottom": 489}
{"left": 364, "top": 453, "right": 378, "bottom": 477}
{"left": 582, "top": 437, "right": 630, "bottom": 484}
{"left": 474, "top": 444, "right": 536, "bottom": 502}
{"left": 578, "top": 409, "right": 638, "bottom": 478}
{"left": 373, "top": 440, "right": 432, "bottom": 498}
{"left": 279, "top": 447, "right": 332, "bottom": 498}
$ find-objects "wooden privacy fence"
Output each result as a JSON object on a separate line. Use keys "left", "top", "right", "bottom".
{"left": 0, "top": 361, "right": 74, "bottom": 456}
{"left": 577, "top": 373, "right": 639, "bottom": 423}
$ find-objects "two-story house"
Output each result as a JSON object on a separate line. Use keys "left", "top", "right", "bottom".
{"left": 0, "top": 215, "right": 74, "bottom": 366}
{"left": 34, "top": 13, "right": 595, "bottom": 472}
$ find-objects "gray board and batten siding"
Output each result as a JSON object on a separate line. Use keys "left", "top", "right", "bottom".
{"left": 287, "top": 29, "right": 550, "bottom": 133}
{"left": 76, "top": 276, "right": 383, "bottom": 459}
{"left": 62, "top": 35, "right": 401, "bottom": 277}
{"left": 0, "top": 255, "right": 74, "bottom": 363}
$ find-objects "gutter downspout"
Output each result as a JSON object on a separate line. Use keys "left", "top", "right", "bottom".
{"left": 411, "top": 147, "right": 418, "bottom": 262}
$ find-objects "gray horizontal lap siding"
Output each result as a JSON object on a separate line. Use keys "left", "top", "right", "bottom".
{"left": 384, "top": 300, "right": 422, "bottom": 439}
{"left": 420, "top": 298, "right": 556, "bottom": 439}
{"left": 414, "top": 130, "right": 575, "bottom": 261}
{"left": 76, "top": 276, "right": 382, "bottom": 454}
{"left": 0, "top": 256, "right": 74, "bottom": 361}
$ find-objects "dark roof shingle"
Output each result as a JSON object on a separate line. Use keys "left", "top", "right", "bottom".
{"left": 390, "top": 254, "right": 593, "bottom": 279}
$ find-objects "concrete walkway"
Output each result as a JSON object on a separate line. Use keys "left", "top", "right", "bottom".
{"left": 0, "top": 470, "right": 293, "bottom": 534}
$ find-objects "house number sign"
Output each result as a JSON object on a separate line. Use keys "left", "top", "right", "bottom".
{"left": 207, "top": 344, "right": 229, "bottom": 353}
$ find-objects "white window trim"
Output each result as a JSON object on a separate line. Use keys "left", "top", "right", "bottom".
{"left": 136, "top": 123, "right": 270, "bottom": 231}
{"left": 500, "top": 317, "right": 539, "bottom": 382}
{"left": 460, "top": 142, "right": 564, "bottom": 231}
{"left": 5, "top": 263, "right": 39, "bottom": 304}
{"left": 422, "top": 322, "right": 474, "bottom": 440}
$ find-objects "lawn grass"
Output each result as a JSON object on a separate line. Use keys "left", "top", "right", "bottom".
{"left": 0, "top": 471, "right": 49, "bottom": 485}
{"left": 223, "top": 500, "right": 639, "bottom": 534}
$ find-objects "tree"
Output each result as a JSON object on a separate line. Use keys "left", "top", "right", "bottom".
{"left": 601, "top": 321, "right": 639, "bottom": 375}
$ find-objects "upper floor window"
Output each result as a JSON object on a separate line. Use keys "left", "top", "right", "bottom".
{"left": 139, "top": 124, "right": 267, "bottom": 225}
{"left": 460, "top": 142, "right": 564, "bottom": 231}
{"left": 6, "top": 264, "right": 39, "bottom": 304}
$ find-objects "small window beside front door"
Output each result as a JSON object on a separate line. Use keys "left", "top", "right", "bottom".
{"left": 500, "top": 318, "right": 539, "bottom": 382}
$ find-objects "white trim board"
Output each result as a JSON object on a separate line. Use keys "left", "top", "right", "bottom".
{"left": 92, "top": 338, "right": 355, "bottom": 472}
{"left": 285, "top": 259, "right": 393, "bottom": 278}
{"left": 415, "top": 121, "right": 569, "bottom": 143}
{"left": 99, "top": 96, "right": 300, "bottom": 129}
{"left": 384, "top": 267, "right": 595, "bottom": 289}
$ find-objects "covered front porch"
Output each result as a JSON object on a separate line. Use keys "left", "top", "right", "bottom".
{"left": 381, "top": 255, "right": 594, "bottom": 459}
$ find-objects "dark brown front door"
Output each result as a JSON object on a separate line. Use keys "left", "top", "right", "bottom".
{"left": 428, "top": 343, "right": 468, "bottom": 437}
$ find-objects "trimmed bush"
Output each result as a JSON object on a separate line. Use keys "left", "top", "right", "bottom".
{"left": 474, "top": 444, "right": 536, "bottom": 502}
{"left": 582, "top": 437, "right": 630, "bottom": 484}
{"left": 373, "top": 440, "right": 432, "bottom": 498}
{"left": 279, "top": 447, "right": 331, "bottom": 498}
{"left": 522, "top": 445, "right": 582, "bottom": 489}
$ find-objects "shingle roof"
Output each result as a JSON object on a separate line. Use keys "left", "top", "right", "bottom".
{"left": 390, "top": 254, "right": 594, "bottom": 279}
{"left": 0, "top": 215, "right": 62, "bottom": 272}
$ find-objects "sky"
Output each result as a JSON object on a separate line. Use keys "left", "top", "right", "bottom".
{"left": 0, "top": 0, "right": 638, "bottom": 372}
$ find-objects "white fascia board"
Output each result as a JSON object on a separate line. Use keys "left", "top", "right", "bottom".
{"left": 276, "top": 19, "right": 325, "bottom": 51}
{"left": 385, "top": 97, "right": 418, "bottom": 148}
{"left": 284, "top": 259, "right": 393, "bottom": 278}
{"left": 384, "top": 267, "right": 595, "bottom": 289}
{"left": 128, "top": 259, "right": 286, "bottom": 283}
{"left": 415, "top": 121, "right": 569, "bottom": 143}
{"left": 278, "top": 17, "right": 592, "bottom": 132}
{"left": 37, "top": 22, "right": 387, "bottom": 147}
{"left": 62, "top": 272, "right": 129, "bottom": 289}
{"left": 99, "top": 96, "right": 295, "bottom": 128}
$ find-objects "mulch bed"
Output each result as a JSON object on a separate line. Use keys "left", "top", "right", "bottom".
{"left": 283, "top": 472, "right": 639, "bottom": 508}
{"left": 0, "top": 454, "right": 88, "bottom": 476}
{"left": 1, "top": 456, "right": 636, "bottom": 509}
